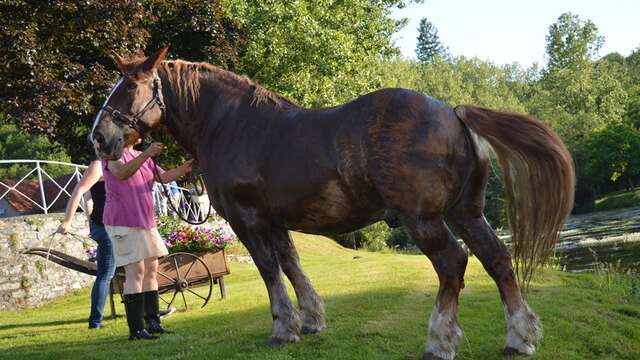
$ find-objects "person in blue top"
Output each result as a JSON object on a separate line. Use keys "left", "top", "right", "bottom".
{"left": 57, "top": 160, "right": 114, "bottom": 329}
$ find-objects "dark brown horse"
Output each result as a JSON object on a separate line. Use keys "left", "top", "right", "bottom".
{"left": 91, "top": 47, "right": 575, "bottom": 359}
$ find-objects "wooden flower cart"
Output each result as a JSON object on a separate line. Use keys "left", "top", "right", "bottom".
{"left": 24, "top": 248, "right": 230, "bottom": 318}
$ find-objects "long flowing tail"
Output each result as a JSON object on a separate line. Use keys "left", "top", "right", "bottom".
{"left": 454, "top": 105, "right": 575, "bottom": 290}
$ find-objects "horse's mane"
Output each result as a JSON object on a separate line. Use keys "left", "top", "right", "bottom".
{"left": 158, "top": 60, "right": 297, "bottom": 110}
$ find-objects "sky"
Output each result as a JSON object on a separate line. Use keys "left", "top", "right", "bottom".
{"left": 391, "top": 0, "right": 640, "bottom": 67}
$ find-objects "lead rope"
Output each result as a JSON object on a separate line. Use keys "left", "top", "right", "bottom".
{"left": 151, "top": 159, "right": 212, "bottom": 225}
{"left": 37, "top": 230, "right": 90, "bottom": 270}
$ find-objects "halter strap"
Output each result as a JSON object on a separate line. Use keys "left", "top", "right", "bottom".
{"left": 101, "top": 73, "right": 165, "bottom": 136}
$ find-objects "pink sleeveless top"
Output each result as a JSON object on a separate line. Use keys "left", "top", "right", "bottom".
{"left": 102, "top": 149, "right": 157, "bottom": 229}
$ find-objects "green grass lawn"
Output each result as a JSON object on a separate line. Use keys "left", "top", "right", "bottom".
{"left": 594, "top": 187, "right": 640, "bottom": 211}
{"left": 1, "top": 233, "right": 639, "bottom": 360}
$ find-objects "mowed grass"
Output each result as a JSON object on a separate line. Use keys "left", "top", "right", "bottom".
{"left": 1, "top": 233, "right": 639, "bottom": 360}
{"left": 595, "top": 187, "right": 640, "bottom": 211}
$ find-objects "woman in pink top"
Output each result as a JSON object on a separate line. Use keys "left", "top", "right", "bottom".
{"left": 103, "top": 141, "right": 192, "bottom": 340}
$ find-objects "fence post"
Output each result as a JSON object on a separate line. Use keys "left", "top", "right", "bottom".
{"left": 76, "top": 166, "right": 85, "bottom": 212}
{"left": 36, "top": 161, "right": 47, "bottom": 214}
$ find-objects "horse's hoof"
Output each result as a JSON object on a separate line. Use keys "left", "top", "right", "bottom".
{"left": 268, "top": 334, "right": 300, "bottom": 346}
{"left": 301, "top": 323, "right": 326, "bottom": 334}
{"left": 421, "top": 352, "right": 446, "bottom": 360}
{"left": 503, "top": 347, "right": 528, "bottom": 356}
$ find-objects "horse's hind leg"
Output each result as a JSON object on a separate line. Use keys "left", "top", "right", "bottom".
{"left": 229, "top": 221, "right": 301, "bottom": 344}
{"left": 404, "top": 216, "right": 468, "bottom": 360}
{"left": 272, "top": 230, "right": 326, "bottom": 334}
{"left": 448, "top": 214, "right": 542, "bottom": 356}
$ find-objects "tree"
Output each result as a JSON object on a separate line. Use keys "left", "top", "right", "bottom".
{"left": 584, "top": 121, "right": 640, "bottom": 188}
{"left": 625, "top": 85, "right": 640, "bottom": 129}
{"left": 538, "top": 13, "right": 626, "bottom": 151}
{"left": 626, "top": 48, "right": 640, "bottom": 85}
{"left": 0, "top": 121, "right": 71, "bottom": 179}
{"left": 0, "top": 1, "right": 242, "bottom": 164}
{"left": 222, "top": 0, "right": 413, "bottom": 108}
{"left": 601, "top": 52, "right": 626, "bottom": 66}
{"left": 545, "top": 12, "right": 604, "bottom": 70}
{"left": 415, "top": 18, "right": 446, "bottom": 63}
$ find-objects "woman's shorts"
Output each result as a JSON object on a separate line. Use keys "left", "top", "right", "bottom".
{"left": 104, "top": 226, "right": 168, "bottom": 267}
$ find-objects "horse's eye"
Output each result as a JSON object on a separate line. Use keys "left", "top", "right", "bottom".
{"left": 126, "top": 82, "right": 137, "bottom": 91}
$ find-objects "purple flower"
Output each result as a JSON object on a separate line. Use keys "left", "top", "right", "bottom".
{"left": 85, "top": 247, "right": 97, "bottom": 260}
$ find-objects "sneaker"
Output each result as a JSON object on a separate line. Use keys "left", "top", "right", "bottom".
{"left": 88, "top": 323, "right": 105, "bottom": 329}
{"left": 159, "top": 307, "right": 176, "bottom": 318}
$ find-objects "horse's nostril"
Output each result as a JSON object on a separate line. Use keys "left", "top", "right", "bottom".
{"left": 94, "top": 131, "right": 105, "bottom": 145}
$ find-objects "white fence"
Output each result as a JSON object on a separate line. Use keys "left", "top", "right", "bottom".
{"left": 0, "top": 159, "right": 207, "bottom": 219}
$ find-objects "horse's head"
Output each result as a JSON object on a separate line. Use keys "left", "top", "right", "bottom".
{"left": 90, "top": 47, "right": 169, "bottom": 160}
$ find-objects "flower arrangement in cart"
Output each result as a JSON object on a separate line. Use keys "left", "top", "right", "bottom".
{"left": 86, "top": 218, "right": 238, "bottom": 261}
{"left": 161, "top": 219, "right": 237, "bottom": 254}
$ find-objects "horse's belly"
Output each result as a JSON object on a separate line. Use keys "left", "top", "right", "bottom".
{"left": 279, "top": 179, "right": 384, "bottom": 234}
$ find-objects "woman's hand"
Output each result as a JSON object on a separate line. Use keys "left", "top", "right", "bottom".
{"left": 56, "top": 221, "right": 71, "bottom": 234}
{"left": 180, "top": 159, "right": 195, "bottom": 177}
{"left": 143, "top": 142, "right": 164, "bottom": 158}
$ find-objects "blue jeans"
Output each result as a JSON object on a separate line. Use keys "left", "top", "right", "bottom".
{"left": 89, "top": 221, "right": 116, "bottom": 327}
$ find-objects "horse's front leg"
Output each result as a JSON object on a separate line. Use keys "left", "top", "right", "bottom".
{"left": 230, "top": 220, "right": 301, "bottom": 344}
{"left": 272, "top": 229, "right": 326, "bottom": 334}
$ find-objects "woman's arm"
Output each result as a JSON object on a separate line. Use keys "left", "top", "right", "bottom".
{"left": 107, "top": 143, "right": 163, "bottom": 180}
{"left": 158, "top": 159, "right": 194, "bottom": 184}
{"left": 56, "top": 161, "right": 102, "bottom": 234}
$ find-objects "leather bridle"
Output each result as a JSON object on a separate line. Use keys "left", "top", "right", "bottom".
{"left": 100, "top": 73, "right": 165, "bottom": 137}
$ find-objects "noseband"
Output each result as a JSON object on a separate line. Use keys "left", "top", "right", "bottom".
{"left": 101, "top": 74, "right": 165, "bottom": 136}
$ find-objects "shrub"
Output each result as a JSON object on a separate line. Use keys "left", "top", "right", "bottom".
{"left": 330, "top": 222, "right": 414, "bottom": 251}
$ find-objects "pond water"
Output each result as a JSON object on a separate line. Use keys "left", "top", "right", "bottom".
{"left": 554, "top": 206, "right": 640, "bottom": 273}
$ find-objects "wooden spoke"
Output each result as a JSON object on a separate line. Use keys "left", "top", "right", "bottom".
{"left": 183, "top": 258, "right": 198, "bottom": 279}
{"left": 159, "top": 294, "right": 170, "bottom": 305}
{"left": 186, "top": 288, "right": 208, "bottom": 301}
{"left": 157, "top": 270, "right": 174, "bottom": 282}
{"left": 181, "top": 291, "right": 188, "bottom": 310}
{"left": 167, "top": 290, "right": 178, "bottom": 308}
{"left": 172, "top": 255, "right": 181, "bottom": 279}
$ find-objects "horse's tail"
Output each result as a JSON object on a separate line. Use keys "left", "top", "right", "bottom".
{"left": 454, "top": 105, "right": 575, "bottom": 290}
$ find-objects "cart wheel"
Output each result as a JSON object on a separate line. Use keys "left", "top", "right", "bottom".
{"left": 157, "top": 252, "right": 213, "bottom": 311}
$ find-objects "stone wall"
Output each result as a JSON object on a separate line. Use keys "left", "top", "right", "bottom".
{"left": 0, "top": 213, "right": 93, "bottom": 311}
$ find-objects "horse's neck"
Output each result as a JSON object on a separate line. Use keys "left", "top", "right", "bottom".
{"left": 159, "top": 69, "right": 278, "bottom": 159}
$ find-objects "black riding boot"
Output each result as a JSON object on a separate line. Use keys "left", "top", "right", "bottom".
{"left": 123, "top": 293, "right": 158, "bottom": 340}
{"left": 144, "top": 290, "right": 173, "bottom": 334}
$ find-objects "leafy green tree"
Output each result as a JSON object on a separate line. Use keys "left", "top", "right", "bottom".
{"left": 417, "top": 56, "right": 526, "bottom": 112}
{"left": 601, "top": 52, "right": 626, "bottom": 66}
{"left": 626, "top": 85, "right": 640, "bottom": 128}
{"left": 626, "top": 48, "right": 640, "bottom": 85}
{"left": 379, "top": 58, "right": 423, "bottom": 89}
{"left": 538, "top": 13, "right": 626, "bottom": 149}
{"left": 584, "top": 121, "right": 640, "bottom": 188}
{"left": 545, "top": 12, "right": 604, "bottom": 70}
{"left": 0, "top": 120, "right": 71, "bottom": 179}
{"left": 415, "top": 18, "right": 446, "bottom": 63}
{"left": 222, "top": 0, "right": 415, "bottom": 107}
{"left": 0, "top": 0, "right": 241, "bottom": 164}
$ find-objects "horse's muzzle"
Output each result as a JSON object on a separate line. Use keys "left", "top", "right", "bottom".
{"left": 92, "top": 130, "right": 123, "bottom": 160}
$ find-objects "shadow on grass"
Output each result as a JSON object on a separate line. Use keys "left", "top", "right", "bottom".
{"left": 4, "top": 281, "right": 637, "bottom": 360}
{"left": 0, "top": 318, "right": 89, "bottom": 332}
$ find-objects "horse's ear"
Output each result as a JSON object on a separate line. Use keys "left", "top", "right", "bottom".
{"left": 142, "top": 46, "right": 170, "bottom": 73}
{"left": 111, "top": 50, "right": 127, "bottom": 73}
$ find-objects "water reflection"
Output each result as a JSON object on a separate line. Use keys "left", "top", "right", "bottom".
{"left": 555, "top": 240, "right": 640, "bottom": 272}
{"left": 554, "top": 207, "right": 640, "bottom": 272}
